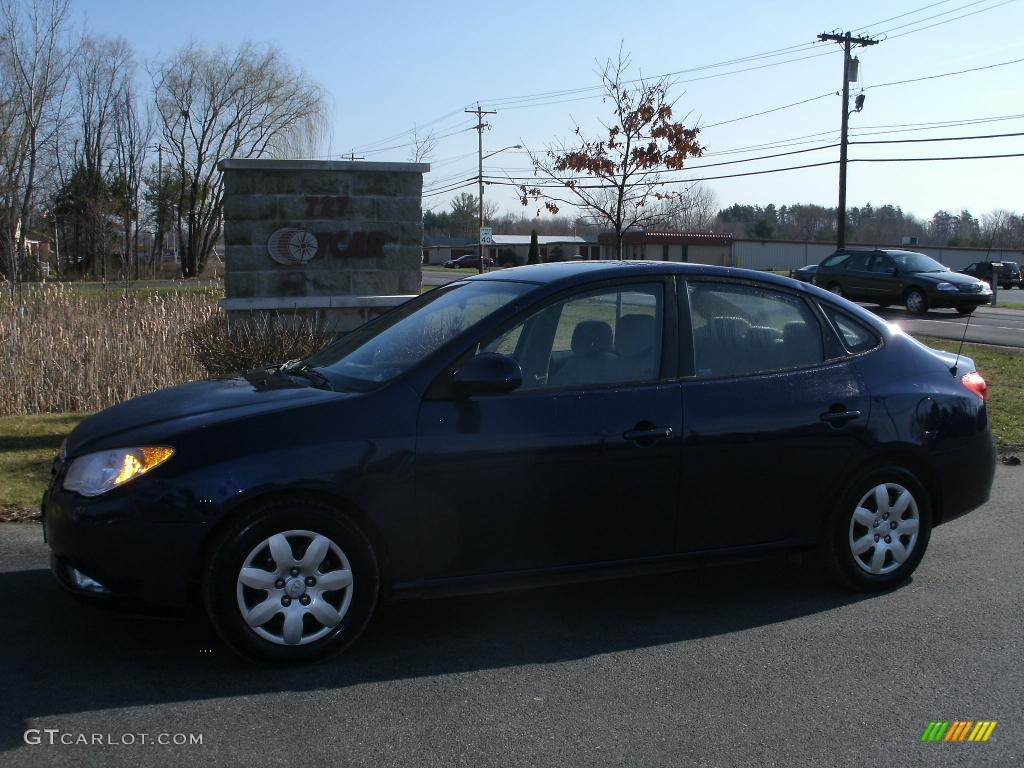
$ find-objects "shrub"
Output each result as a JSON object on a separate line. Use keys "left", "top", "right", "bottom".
{"left": 184, "top": 310, "right": 329, "bottom": 376}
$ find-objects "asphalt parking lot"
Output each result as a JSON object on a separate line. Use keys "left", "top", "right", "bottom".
{"left": 870, "top": 305, "right": 1024, "bottom": 348}
{"left": 1, "top": 463, "right": 1020, "bottom": 768}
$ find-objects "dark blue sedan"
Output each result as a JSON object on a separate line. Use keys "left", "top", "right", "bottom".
{"left": 43, "top": 262, "right": 996, "bottom": 663}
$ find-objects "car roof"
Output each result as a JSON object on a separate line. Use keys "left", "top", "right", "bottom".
{"left": 468, "top": 260, "right": 799, "bottom": 288}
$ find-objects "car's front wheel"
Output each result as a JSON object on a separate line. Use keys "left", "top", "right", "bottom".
{"left": 203, "top": 498, "right": 379, "bottom": 664}
{"left": 826, "top": 282, "right": 844, "bottom": 297}
{"left": 820, "top": 466, "right": 932, "bottom": 591}
{"left": 905, "top": 288, "right": 928, "bottom": 315}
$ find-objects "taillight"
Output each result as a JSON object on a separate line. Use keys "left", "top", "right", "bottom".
{"left": 961, "top": 370, "right": 988, "bottom": 401}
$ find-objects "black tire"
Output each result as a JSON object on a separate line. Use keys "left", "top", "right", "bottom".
{"left": 819, "top": 465, "right": 932, "bottom": 592}
{"left": 826, "top": 282, "right": 844, "bottom": 297}
{"left": 956, "top": 306, "right": 976, "bottom": 315}
{"left": 203, "top": 498, "right": 379, "bottom": 664}
{"left": 904, "top": 288, "right": 928, "bottom": 315}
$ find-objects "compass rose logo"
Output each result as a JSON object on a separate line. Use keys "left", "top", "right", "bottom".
{"left": 267, "top": 227, "right": 319, "bottom": 265}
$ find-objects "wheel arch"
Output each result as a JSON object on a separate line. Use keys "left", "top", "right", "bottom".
{"left": 818, "top": 446, "right": 943, "bottom": 543}
{"left": 187, "top": 488, "right": 391, "bottom": 607}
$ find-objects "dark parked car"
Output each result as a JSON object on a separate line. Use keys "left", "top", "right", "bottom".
{"left": 961, "top": 260, "right": 1021, "bottom": 290}
{"left": 443, "top": 253, "right": 494, "bottom": 269}
{"left": 43, "top": 262, "right": 996, "bottom": 664}
{"left": 814, "top": 248, "right": 992, "bottom": 315}
{"left": 790, "top": 264, "right": 818, "bottom": 283}
{"left": 1001, "top": 261, "right": 1022, "bottom": 289}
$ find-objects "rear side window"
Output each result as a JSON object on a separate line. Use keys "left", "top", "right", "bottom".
{"left": 821, "top": 305, "right": 880, "bottom": 354}
{"left": 687, "top": 282, "right": 824, "bottom": 378}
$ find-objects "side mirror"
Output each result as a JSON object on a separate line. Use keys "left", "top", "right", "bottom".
{"left": 451, "top": 353, "right": 523, "bottom": 397}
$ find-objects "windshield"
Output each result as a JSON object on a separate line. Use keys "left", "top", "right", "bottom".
{"left": 305, "top": 280, "right": 531, "bottom": 390}
{"left": 891, "top": 252, "right": 948, "bottom": 273}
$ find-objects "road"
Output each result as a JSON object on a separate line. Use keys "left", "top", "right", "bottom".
{"left": 868, "top": 305, "right": 1024, "bottom": 348}
{"left": 1, "top": 463, "right": 1020, "bottom": 767}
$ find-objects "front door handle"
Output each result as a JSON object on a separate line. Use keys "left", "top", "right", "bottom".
{"left": 820, "top": 409, "right": 862, "bottom": 426}
{"left": 623, "top": 426, "right": 674, "bottom": 444}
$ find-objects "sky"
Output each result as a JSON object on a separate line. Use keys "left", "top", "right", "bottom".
{"left": 74, "top": 0, "right": 1024, "bottom": 224}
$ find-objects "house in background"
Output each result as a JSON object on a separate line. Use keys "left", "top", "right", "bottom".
{"left": 598, "top": 231, "right": 734, "bottom": 264}
{"left": 423, "top": 234, "right": 599, "bottom": 265}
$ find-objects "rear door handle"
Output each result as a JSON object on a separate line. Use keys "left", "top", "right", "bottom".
{"left": 623, "top": 426, "right": 674, "bottom": 443}
{"left": 820, "top": 409, "right": 861, "bottom": 426}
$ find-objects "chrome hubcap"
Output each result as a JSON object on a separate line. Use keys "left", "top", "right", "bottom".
{"left": 907, "top": 292, "right": 924, "bottom": 313}
{"left": 235, "top": 529, "right": 354, "bottom": 646}
{"left": 849, "top": 483, "right": 920, "bottom": 575}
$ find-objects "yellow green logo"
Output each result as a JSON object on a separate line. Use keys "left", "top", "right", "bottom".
{"left": 921, "top": 721, "right": 997, "bottom": 742}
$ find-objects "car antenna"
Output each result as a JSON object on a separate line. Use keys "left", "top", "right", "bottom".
{"left": 949, "top": 310, "right": 973, "bottom": 377}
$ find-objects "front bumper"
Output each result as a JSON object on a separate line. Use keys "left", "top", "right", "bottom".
{"left": 928, "top": 291, "right": 991, "bottom": 310}
{"left": 42, "top": 483, "right": 205, "bottom": 609}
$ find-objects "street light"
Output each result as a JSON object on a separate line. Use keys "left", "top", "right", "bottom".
{"left": 477, "top": 144, "right": 522, "bottom": 273}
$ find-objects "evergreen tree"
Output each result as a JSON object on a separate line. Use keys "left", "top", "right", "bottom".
{"left": 527, "top": 229, "right": 540, "bottom": 264}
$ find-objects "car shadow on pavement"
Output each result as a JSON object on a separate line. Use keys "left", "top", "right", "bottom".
{"left": 0, "top": 556, "right": 875, "bottom": 752}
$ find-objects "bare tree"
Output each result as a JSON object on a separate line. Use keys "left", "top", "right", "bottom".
{"left": 151, "top": 42, "right": 327, "bottom": 277}
{"left": 112, "top": 71, "right": 152, "bottom": 282}
{"left": 521, "top": 47, "right": 703, "bottom": 259}
{"left": 646, "top": 183, "right": 718, "bottom": 231}
{"left": 0, "top": 0, "right": 73, "bottom": 285}
{"left": 409, "top": 124, "right": 437, "bottom": 163}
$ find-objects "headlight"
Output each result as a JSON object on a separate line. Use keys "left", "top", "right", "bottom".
{"left": 63, "top": 447, "right": 174, "bottom": 497}
{"left": 936, "top": 282, "right": 958, "bottom": 292}
{"left": 979, "top": 283, "right": 992, "bottom": 293}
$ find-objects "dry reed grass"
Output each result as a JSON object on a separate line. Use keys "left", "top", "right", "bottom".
{"left": 0, "top": 283, "right": 329, "bottom": 416}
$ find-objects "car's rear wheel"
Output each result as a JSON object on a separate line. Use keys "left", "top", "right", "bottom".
{"left": 820, "top": 466, "right": 932, "bottom": 591}
{"left": 826, "top": 282, "right": 844, "bottom": 297}
{"left": 904, "top": 288, "right": 928, "bottom": 315}
{"left": 203, "top": 498, "right": 379, "bottom": 664}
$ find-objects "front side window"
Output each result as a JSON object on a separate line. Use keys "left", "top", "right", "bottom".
{"left": 687, "top": 282, "right": 824, "bottom": 378}
{"left": 869, "top": 256, "right": 894, "bottom": 273}
{"left": 843, "top": 253, "right": 872, "bottom": 272}
{"left": 890, "top": 251, "right": 947, "bottom": 273}
{"left": 307, "top": 281, "right": 530, "bottom": 389}
{"left": 479, "top": 283, "right": 664, "bottom": 390}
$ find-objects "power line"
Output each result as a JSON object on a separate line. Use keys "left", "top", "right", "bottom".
{"left": 851, "top": 130, "right": 1024, "bottom": 144}
{"left": 864, "top": 54, "right": 1024, "bottom": 90}
{"left": 883, "top": 0, "right": 1019, "bottom": 39}
{"left": 700, "top": 91, "right": 837, "bottom": 129}
{"left": 488, "top": 128, "right": 1024, "bottom": 186}
{"left": 853, "top": 0, "right": 960, "bottom": 33}
{"left": 872, "top": 0, "right": 992, "bottom": 35}
{"left": 482, "top": 150, "right": 1024, "bottom": 190}
{"left": 854, "top": 152, "right": 1024, "bottom": 162}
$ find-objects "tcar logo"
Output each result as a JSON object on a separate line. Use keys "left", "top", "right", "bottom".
{"left": 267, "top": 227, "right": 319, "bottom": 265}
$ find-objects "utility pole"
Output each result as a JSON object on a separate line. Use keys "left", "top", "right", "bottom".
{"left": 466, "top": 103, "right": 496, "bottom": 274}
{"left": 347, "top": 151, "right": 365, "bottom": 161}
{"left": 818, "top": 31, "right": 877, "bottom": 249}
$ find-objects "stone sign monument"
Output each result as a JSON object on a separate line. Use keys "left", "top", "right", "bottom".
{"left": 218, "top": 159, "right": 430, "bottom": 332}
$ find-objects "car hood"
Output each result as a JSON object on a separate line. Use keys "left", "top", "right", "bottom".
{"left": 65, "top": 370, "right": 347, "bottom": 456}
{"left": 912, "top": 270, "right": 986, "bottom": 287}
